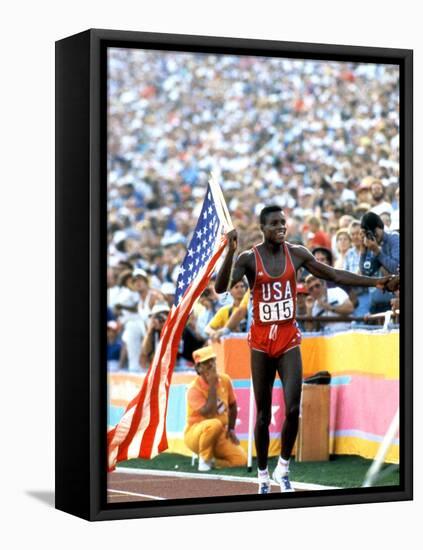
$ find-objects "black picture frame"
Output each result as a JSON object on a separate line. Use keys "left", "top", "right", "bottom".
{"left": 55, "top": 28, "right": 413, "bottom": 521}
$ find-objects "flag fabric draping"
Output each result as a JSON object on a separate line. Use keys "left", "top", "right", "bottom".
{"left": 108, "top": 176, "right": 233, "bottom": 471}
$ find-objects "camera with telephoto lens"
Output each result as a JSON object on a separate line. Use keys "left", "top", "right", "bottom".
{"left": 154, "top": 313, "right": 167, "bottom": 323}
{"left": 365, "top": 229, "right": 376, "bottom": 241}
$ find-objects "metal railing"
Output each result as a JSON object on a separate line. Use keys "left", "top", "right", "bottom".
{"left": 297, "top": 309, "right": 400, "bottom": 331}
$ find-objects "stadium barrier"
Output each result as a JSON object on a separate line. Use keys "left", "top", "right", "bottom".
{"left": 108, "top": 329, "right": 399, "bottom": 464}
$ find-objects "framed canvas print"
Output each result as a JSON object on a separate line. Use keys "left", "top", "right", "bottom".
{"left": 55, "top": 29, "right": 413, "bottom": 521}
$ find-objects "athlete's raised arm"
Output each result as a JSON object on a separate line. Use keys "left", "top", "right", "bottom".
{"left": 292, "top": 245, "right": 393, "bottom": 289}
{"left": 215, "top": 229, "right": 250, "bottom": 293}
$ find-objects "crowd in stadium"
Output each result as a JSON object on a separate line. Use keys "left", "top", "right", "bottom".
{"left": 107, "top": 49, "right": 400, "bottom": 372}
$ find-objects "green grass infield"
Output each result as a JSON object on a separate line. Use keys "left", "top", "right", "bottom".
{"left": 117, "top": 453, "right": 399, "bottom": 488}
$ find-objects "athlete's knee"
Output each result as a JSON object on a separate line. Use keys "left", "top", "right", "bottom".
{"left": 255, "top": 408, "right": 272, "bottom": 429}
{"left": 285, "top": 403, "right": 300, "bottom": 422}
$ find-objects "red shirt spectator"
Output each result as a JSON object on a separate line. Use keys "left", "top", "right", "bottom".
{"left": 306, "top": 216, "right": 331, "bottom": 249}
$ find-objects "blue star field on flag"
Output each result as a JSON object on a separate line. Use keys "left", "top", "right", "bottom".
{"left": 174, "top": 184, "right": 221, "bottom": 306}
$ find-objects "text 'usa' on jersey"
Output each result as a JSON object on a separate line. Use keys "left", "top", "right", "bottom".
{"left": 252, "top": 243, "right": 297, "bottom": 326}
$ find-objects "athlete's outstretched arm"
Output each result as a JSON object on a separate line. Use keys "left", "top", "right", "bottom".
{"left": 295, "top": 245, "right": 392, "bottom": 288}
{"left": 214, "top": 230, "right": 248, "bottom": 293}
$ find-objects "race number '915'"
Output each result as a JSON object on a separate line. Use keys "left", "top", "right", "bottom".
{"left": 259, "top": 299, "right": 294, "bottom": 323}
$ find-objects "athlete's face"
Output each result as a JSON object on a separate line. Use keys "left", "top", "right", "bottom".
{"left": 261, "top": 211, "right": 287, "bottom": 244}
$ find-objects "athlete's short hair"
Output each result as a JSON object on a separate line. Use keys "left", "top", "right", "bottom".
{"left": 259, "top": 205, "right": 283, "bottom": 225}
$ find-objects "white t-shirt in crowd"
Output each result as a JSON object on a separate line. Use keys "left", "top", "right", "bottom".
{"left": 370, "top": 202, "right": 394, "bottom": 217}
{"left": 108, "top": 286, "right": 139, "bottom": 325}
{"left": 312, "top": 286, "right": 351, "bottom": 333}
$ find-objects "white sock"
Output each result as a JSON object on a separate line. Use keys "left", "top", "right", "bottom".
{"left": 277, "top": 457, "right": 290, "bottom": 474}
{"left": 258, "top": 467, "right": 269, "bottom": 481}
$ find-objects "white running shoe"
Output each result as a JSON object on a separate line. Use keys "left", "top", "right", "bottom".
{"left": 198, "top": 457, "right": 213, "bottom": 472}
{"left": 273, "top": 466, "right": 295, "bottom": 492}
{"left": 258, "top": 480, "right": 271, "bottom": 494}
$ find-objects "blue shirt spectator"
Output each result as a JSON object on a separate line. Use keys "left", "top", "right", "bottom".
{"left": 360, "top": 212, "right": 400, "bottom": 276}
{"left": 344, "top": 246, "right": 361, "bottom": 274}
{"left": 360, "top": 230, "right": 400, "bottom": 276}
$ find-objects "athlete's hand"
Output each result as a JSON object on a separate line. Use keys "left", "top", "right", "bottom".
{"left": 376, "top": 274, "right": 399, "bottom": 292}
{"left": 385, "top": 274, "right": 400, "bottom": 293}
{"left": 226, "top": 229, "right": 238, "bottom": 252}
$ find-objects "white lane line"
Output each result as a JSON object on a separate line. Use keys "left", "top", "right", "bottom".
{"left": 107, "top": 488, "right": 166, "bottom": 500}
{"left": 114, "top": 467, "right": 339, "bottom": 491}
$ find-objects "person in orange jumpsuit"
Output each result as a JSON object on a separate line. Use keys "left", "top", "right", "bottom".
{"left": 184, "top": 346, "right": 247, "bottom": 472}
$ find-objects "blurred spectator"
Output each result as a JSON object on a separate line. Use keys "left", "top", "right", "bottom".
{"left": 391, "top": 187, "right": 400, "bottom": 232}
{"left": 109, "top": 270, "right": 139, "bottom": 325}
{"left": 107, "top": 50, "right": 399, "bottom": 336}
{"left": 360, "top": 212, "right": 400, "bottom": 275}
{"left": 360, "top": 212, "right": 399, "bottom": 314}
{"left": 205, "top": 281, "right": 248, "bottom": 340}
{"left": 139, "top": 303, "right": 170, "bottom": 369}
{"left": 354, "top": 202, "right": 372, "bottom": 220}
{"left": 356, "top": 178, "right": 373, "bottom": 204}
{"left": 133, "top": 268, "right": 163, "bottom": 325}
{"left": 391, "top": 291, "right": 400, "bottom": 324}
{"left": 344, "top": 220, "right": 370, "bottom": 316}
{"left": 312, "top": 247, "right": 333, "bottom": 266}
{"left": 178, "top": 314, "right": 206, "bottom": 365}
{"left": 196, "top": 287, "right": 220, "bottom": 339}
{"left": 295, "top": 283, "right": 309, "bottom": 332}
{"left": 219, "top": 287, "right": 251, "bottom": 338}
{"left": 311, "top": 246, "right": 339, "bottom": 291}
{"left": 380, "top": 211, "right": 392, "bottom": 230}
{"left": 306, "top": 216, "right": 331, "bottom": 250}
{"left": 332, "top": 215, "right": 354, "bottom": 257}
{"left": 120, "top": 268, "right": 163, "bottom": 372}
{"left": 161, "top": 281, "right": 176, "bottom": 308}
{"left": 305, "top": 275, "right": 354, "bottom": 333}
{"left": 370, "top": 179, "right": 394, "bottom": 217}
{"left": 107, "top": 320, "right": 125, "bottom": 371}
{"left": 139, "top": 302, "right": 205, "bottom": 370}
{"left": 334, "top": 229, "right": 352, "bottom": 269}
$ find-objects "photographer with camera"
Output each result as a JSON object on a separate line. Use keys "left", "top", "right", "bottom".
{"left": 360, "top": 212, "right": 400, "bottom": 314}
{"left": 139, "top": 302, "right": 205, "bottom": 370}
{"left": 139, "top": 303, "right": 170, "bottom": 369}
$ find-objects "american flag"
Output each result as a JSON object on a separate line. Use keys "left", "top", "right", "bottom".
{"left": 108, "top": 178, "right": 232, "bottom": 470}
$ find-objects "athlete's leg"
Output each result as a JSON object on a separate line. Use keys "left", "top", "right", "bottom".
{"left": 276, "top": 346, "right": 303, "bottom": 460}
{"left": 250, "top": 349, "right": 277, "bottom": 470}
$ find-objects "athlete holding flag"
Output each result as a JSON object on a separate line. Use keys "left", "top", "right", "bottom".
{"left": 215, "top": 205, "right": 397, "bottom": 494}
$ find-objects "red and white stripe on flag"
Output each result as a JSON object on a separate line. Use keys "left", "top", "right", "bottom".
{"left": 107, "top": 177, "right": 232, "bottom": 471}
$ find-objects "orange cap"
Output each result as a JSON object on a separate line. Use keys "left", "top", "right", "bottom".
{"left": 192, "top": 346, "right": 217, "bottom": 365}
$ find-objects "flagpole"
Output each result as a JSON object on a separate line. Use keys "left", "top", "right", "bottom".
{"left": 208, "top": 171, "right": 234, "bottom": 231}
{"left": 210, "top": 171, "right": 256, "bottom": 473}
